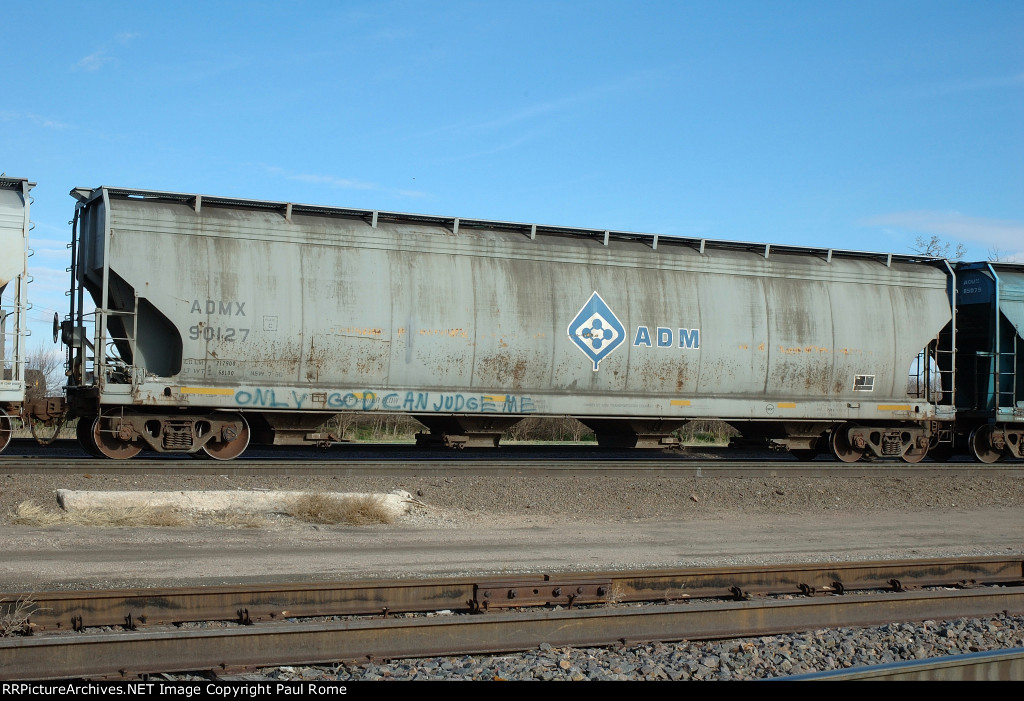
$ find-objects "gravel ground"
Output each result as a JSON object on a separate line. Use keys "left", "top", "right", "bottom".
{"left": 3, "top": 471, "right": 1024, "bottom": 528}
{"left": 2, "top": 455, "right": 1023, "bottom": 681}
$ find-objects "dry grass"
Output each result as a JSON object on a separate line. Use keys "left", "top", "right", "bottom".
{"left": 202, "top": 511, "right": 267, "bottom": 528}
{"left": 9, "top": 494, "right": 398, "bottom": 528}
{"left": 1, "top": 595, "right": 45, "bottom": 637}
{"left": 9, "top": 501, "right": 64, "bottom": 526}
{"left": 67, "top": 506, "right": 188, "bottom": 527}
{"left": 287, "top": 493, "right": 395, "bottom": 525}
{"left": 9, "top": 500, "right": 187, "bottom": 527}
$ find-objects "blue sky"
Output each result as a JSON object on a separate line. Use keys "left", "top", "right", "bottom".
{"left": 3, "top": 1, "right": 1022, "bottom": 345}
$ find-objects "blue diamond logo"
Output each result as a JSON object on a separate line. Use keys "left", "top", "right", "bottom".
{"left": 568, "top": 292, "right": 626, "bottom": 371}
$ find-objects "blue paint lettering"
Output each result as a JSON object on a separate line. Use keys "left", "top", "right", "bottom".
{"left": 657, "top": 327, "right": 672, "bottom": 348}
{"left": 238, "top": 388, "right": 537, "bottom": 415}
{"left": 401, "top": 390, "right": 430, "bottom": 413}
{"left": 633, "top": 326, "right": 652, "bottom": 347}
{"left": 253, "top": 388, "right": 289, "bottom": 408}
{"left": 679, "top": 328, "right": 700, "bottom": 349}
{"left": 632, "top": 325, "right": 701, "bottom": 350}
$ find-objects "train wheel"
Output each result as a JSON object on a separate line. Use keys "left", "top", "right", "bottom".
{"left": 92, "top": 413, "right": 142, "bottom": 460}
{"left": 0, "top": 409, "right": 12, "bottom": 454}
{"left": 969, "top": 426, "right": 1004, "bottom": 464}
{"left": 76, "top": 416, "right": 103, "bottom": 457}
{"left": 829, "top": 423, "right": 864, "bottom": 463}
{"left": 201, "top": 415, "right": 250, "bottom": 460}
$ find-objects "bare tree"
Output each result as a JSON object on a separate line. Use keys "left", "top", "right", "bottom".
{"left": 911, "top": 235, "right": 967, "bottom": 260}
{"left": 986, "top": 245, "right": 1009, "bottom": 262}
{"left": 24, "top": 345, "right": 64, "bottom": 402}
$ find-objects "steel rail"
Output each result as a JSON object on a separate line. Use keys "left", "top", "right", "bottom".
{"left": 786, "top": 647, "right": 1024, "bottom": 681}
{"left": 4, "top": 557, "right": 1022, "bottom": 632}
{"left": 0, "top": 456, "right": 1020, "bottom": 477}
{"left": 2, "top": 587, "right": 1024, "bottom": 681}
{"left": 3, "top": 437, "right": 1022, "bottom": 475}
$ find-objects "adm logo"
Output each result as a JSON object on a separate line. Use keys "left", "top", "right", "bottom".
{"left": 568, "top": 292, "right": 702, "bottom": 371}
{"left": 567, "top": 292, "right": 626, "bottom": 371}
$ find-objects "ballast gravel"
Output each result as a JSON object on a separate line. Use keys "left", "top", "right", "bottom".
{"left": 210, "top": 613, "right": 1024, "bottom": 681}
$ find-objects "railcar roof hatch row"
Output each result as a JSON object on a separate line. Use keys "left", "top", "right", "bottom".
{"left": 74, "top": 186, "right": 947, "bottom": 267}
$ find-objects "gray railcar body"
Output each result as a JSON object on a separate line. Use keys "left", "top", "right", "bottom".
{"left": 0, "top": 177, "right": 33, "bottom": 453}
{"left": 65, "top": 186, "right": 953, "bottom": 459}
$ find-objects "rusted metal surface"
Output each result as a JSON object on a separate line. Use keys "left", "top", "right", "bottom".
{"left": 6, "top": 580, "right": 477, "bottom": 631}
{"left": 2, "top": 587, "right": 1023, "bottom": 681}
{"left": 5, "top": 557, "right": 1021, "bottom": 633}
{"left": 605, "top": 558, "right": 1024, "bottom": 603}
{"left": 473, "top": 579, "right": 613, "bottom": 611}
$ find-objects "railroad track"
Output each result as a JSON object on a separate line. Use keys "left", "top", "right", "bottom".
{"left": 2, "top": 557, "right": 1022, "bottom": 680}
{"left": 1, "top": 440, "right": 1021, "bottom": 477}
{"left": 789, "top": 648, "right": 1024, "bottom": 681}
{"left": 0, "top": 459, "right": 1019, "bottom": 478}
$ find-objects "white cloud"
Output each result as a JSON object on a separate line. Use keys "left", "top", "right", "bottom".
{"left": 75, "top": 50, "right": 112, "bottom": 72}
{"left": 913, "top": 72, "right": 1024, "bottom": 98}
{"left": 262, "top": 165, "right": 427, "bottom": 200}
{"left": 421, "top": 70, "right": 657, "bottom": 140}
{"left": 74, "top": 32, "right": 140, "bottom": 72}
{"left": 286, "top": 173, "right": 380, "bottom": 191}
{"left": 864, "top": 211, "right": 1024, "bottom": 262}
{"left": 0, "top": 111, "right": 70, "bottom": 129}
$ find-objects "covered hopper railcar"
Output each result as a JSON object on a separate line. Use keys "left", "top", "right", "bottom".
{"left": 59, "top": 186, "right": 957, "bottom": 461}
{"left": 0, "top": 178, "right": 33, "bottom": 453}
{"left": 949, "top": 262, "right": 1024, "bottom": 462}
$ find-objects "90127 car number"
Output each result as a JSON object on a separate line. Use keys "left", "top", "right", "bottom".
{"left": 189, "top": 325, "right": 250, "bottom": 342}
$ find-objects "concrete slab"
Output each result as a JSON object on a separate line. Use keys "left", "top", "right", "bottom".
{"left": 55, "top": 489, "right": 416, "bottom": 519}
